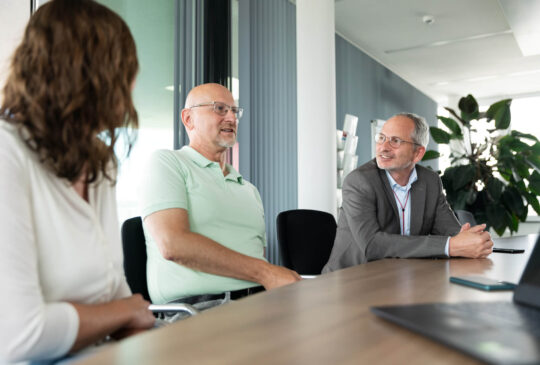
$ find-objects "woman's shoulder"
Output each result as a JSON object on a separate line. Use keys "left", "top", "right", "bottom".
{"left": 0, "top": 118, "right": 17, "bottom": 138}
{"left": 0, "top": 119, "right": 26, "bottom": 157}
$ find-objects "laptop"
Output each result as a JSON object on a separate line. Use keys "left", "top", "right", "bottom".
{"left": 371, "top": 235, "right": 540, "bottom": 365}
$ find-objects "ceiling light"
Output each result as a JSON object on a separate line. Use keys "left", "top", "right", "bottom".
{"left": 508, "top": 69, "right": 540, "bottom": 77}
{"left": 385, "top": 30, "right": 511, "bottom": 54}
{"left": 464, "top": 75, "right": 498, "bottom": 82}
{"left": 433, "top": 69, "right": 540, "bottom": 86}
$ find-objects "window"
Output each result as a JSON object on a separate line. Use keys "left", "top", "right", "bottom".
{"left": 98, "top": 0, "right": 175, "bottom": 223}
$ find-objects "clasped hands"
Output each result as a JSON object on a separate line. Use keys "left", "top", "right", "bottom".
{"left": 449, "top": 223, "right": 493, "bottom": 258}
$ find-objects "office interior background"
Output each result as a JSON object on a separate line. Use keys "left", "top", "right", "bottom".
{"left": 1, "top": 0, "right": 539, "bottom": 265}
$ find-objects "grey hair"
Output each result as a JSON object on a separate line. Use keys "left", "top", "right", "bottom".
{"left": 395, "top": 112, "right": 429, "bottom": 147}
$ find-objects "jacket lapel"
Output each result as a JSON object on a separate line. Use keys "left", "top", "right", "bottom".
{"left": 378, "top": 168, "right": 400, "bottom": 222}
{"left": 410, "top": 177, "right": 426, "bottom": 235}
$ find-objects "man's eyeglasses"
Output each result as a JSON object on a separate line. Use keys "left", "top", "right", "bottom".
{"left": 375, "top": 133, "right": 421, "bottom": 148}
{"left": 189, "top": 101, "right": 243, "bottom": 120}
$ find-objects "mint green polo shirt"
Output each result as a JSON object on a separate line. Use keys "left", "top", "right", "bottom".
{"left": 139, "top": 146, "right": 266, "bottom": 303}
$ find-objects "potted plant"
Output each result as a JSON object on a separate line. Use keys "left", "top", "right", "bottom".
{"left": 423, "top": 94, "right": 540, "bottom": 236}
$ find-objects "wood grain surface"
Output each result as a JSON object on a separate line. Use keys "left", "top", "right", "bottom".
{"left": 78, "top": 234, "right": 537, "bottom": 365}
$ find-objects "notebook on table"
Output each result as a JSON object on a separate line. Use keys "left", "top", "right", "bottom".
{"left": 371, "top": 234, "right": 540, "bottom": 365}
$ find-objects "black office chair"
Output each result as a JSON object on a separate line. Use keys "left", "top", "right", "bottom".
{"left": 276, "top": 209, "right": 337, "bottom": 275}
{"left": 121, "top": 216, "right": 199, "bottom": 317}
{"left": 121, "top": 217, "right": 151, "bottom": 301}
{"left": 454, "top": 210, "right": 477, "bottom": 226}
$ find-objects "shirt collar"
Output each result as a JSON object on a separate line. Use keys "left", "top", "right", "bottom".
{"left": 183, "top": 146, "right": 244, "bottom": 185}
{"left": 225, "top": 166, "right": 244, "bottom": 184}
{"left": 183, "top": 146, "right": 214, "bottom": 167}
{"left": 385, "top": 167, "right": 418, "bottom": 190}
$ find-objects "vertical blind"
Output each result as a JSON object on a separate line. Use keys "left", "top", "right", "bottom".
{"left": 240, "top": 0, "right": 298, "bottom": 264}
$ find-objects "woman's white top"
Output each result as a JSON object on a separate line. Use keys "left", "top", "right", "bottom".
{"left": 0, "top": 121, "right": 131, "bottom": 363}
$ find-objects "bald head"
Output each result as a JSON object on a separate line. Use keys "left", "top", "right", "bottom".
{"left": 184, "top": 83, "right": 233, "bottom": 108}
{"left": 181, "top": 83, "right": 238, "bottom": 156}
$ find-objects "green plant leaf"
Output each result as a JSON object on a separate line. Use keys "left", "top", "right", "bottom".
{"left": 486, "top": 203, "right": 511, "bottom": 236}
{"left": 531, "top": 142, "right": 540, "bottom": 154}
{"left": 458, "top": 94, "right": 479, "bottom": 122}
{"left": 509, "top": 213, "right": 519, "bottom": 233}
{"left": 470, "top": 190, "right": 489, "bottom": 221}
{"left": 430, "top": 127, "right": 451, "bottom": 144}
{"left": 452, "top": 165, "right": 476, "bottom": 191}
{"left": 486, "top": 99, "right": 511, "bottom": 129}
{"left": 526, "top": 193, "right": 540, "bottom": 215}
{"left": 511, "top": 130, "right": 539, "bottom": 142}
{"left": 498, "top": 135, "right": 513, "bottom": 148}
{"left": 515, "top": 179, "right": 528, "bottom": 192}
{"left": 514, "top": 157, "right": 531, "bottom": 179}
{"left": 441, "top": 169, "right": 454, "bottom": 193}
{"left": 444, "top": 107, "right": 466, "bottom": 125}
{"left": 437, "top": 116, "right": 462, "bottom": 136}
{"left": 525, "top": 143, "right": 540, "bottom": 171}
{"left": 486, "top": 177, "right": 504, "bottom": 201}
{"left": 494, "top": 227, "right": 506, "bottom": 236}
{"left": 504, "top": 138, "right": 530, "bottom": 152}
{"left": 501, "top": 187, "right": 526, "bottom": 218}
{"left": 525, "top": 155, "right": 540, "bottom": 173}
{"left": 530, "top": 171, "right": 540, "bottom": 195}
{"left": 499, "top": 170, "right": 512, "bottom": 182}
{"left": 453, "top": 190, "right": 474, "bottom": 210}
{"left": 422, "top": 150, "right": 441, "bottom": 161}
{"left": 466, "top": 190, "right": 477, "bottom": 205}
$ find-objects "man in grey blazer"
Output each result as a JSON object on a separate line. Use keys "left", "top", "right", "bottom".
{"left": 323, "top": 113, "right": 493, "bottom": 272}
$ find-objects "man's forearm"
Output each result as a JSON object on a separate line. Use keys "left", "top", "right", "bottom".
{"left": 365, "top": 232, "right": 448, "bottom": 261}
{"left": 159, "top": 231, "right": 271, "bottom": 285}
{"left": 145, "top": 209, "right": 301, "bottom": 290}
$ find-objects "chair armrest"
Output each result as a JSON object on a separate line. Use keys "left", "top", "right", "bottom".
{"left": 149, "top": 303, "right": 200, "bottom": 316}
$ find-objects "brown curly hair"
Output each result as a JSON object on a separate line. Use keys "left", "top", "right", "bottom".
{"left": 0, "top": 0, "right": 139, "bottom": 183}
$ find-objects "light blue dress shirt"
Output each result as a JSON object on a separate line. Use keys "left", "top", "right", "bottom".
{"left": 385, "top": 168, "right": 450, "bottom": 256}
{"left": 385, "top": 169, "right": 417, "bottom": 236}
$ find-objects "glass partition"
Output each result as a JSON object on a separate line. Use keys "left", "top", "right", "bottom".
{"left": 98, "top": 0, "right": 175, "bottom": 223}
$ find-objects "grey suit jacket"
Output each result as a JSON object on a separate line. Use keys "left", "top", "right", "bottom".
{"left": 323, "top": 159, "right": 460, "bottom": 272}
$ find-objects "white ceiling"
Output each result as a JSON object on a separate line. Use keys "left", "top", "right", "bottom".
{"left": 335, "top": 0, "right": 540, "bottom": 104}
{"left": 3, "top": 1, "right": 540, "bottom": 107}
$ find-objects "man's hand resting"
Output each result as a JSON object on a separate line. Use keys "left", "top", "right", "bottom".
{"left": 259, "top": 263, "right": 302, "bottom": 290}
{"left": 449, "top": 223, "right": 493, "bottom": 258}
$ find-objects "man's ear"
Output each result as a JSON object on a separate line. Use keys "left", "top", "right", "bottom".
{"left": 413, "top": 145, "right": 426, "bottom": 164}
{"left": 181, "top": 108, "right": 193, "bottom": 131}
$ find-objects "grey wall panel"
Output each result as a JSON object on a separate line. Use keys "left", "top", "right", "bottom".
{"left": 335, "top": 34, "right": 439, "bottom": 169}
{"left": 239, "top": 0, "right": 297, "bottom": 265}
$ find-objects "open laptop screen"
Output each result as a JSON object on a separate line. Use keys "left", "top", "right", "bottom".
{"left": 514, "top": 235, "right": 540, "bottom": 309}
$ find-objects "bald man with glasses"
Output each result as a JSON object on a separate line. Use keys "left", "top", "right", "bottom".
{"left": 323, "top": 113, "right": 493, "bottom": 272}
{"left": 140, "top": 83, "right": 301, "bottom": 306}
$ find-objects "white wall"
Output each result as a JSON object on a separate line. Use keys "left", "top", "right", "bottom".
{"left": 0, "top": 0, "right": 29, "bottom": 103}
{"left": 296, "top": 0, "right": 337, "bottom": 216}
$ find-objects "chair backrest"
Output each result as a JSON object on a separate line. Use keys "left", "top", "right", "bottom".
{"left": 121, "top": 216, "right": 151, "bottom": 301}
{"left": 276, "top": 209, "right": 337, "bottom": 275}
{"left": 455, "top": 210, "right": 477, "bottom": 226}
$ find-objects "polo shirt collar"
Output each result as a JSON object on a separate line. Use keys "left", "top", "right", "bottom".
{"left": 183, "top": 146, "right": 244, "bottom": 185}
{"left": 385, "top": 167, "right": 418, "bottom": 190}
{"left": 183, "top": 146, "right": 214, "bottom": 167}
{"left": 225, "top": 166, "right": 244, "bottom": 184}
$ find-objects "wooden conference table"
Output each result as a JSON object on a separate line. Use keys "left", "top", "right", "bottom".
{"left": 80, "top": 234, "right": 538, "bottom": 365}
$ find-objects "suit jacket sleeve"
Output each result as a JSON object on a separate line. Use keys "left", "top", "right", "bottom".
{"left": 341, "top": 169, "right": 457, "bottom": 263}
{"left": 431, "top": 175, "right": 461, "bottom": 237}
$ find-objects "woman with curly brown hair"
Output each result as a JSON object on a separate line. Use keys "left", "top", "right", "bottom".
{"left": 0, "top": 0, "right": 155, "bottom": 362}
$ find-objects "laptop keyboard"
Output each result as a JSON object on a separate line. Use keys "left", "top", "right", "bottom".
{"left": 435, "top": 301, "right": 540, "bottom": 338}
